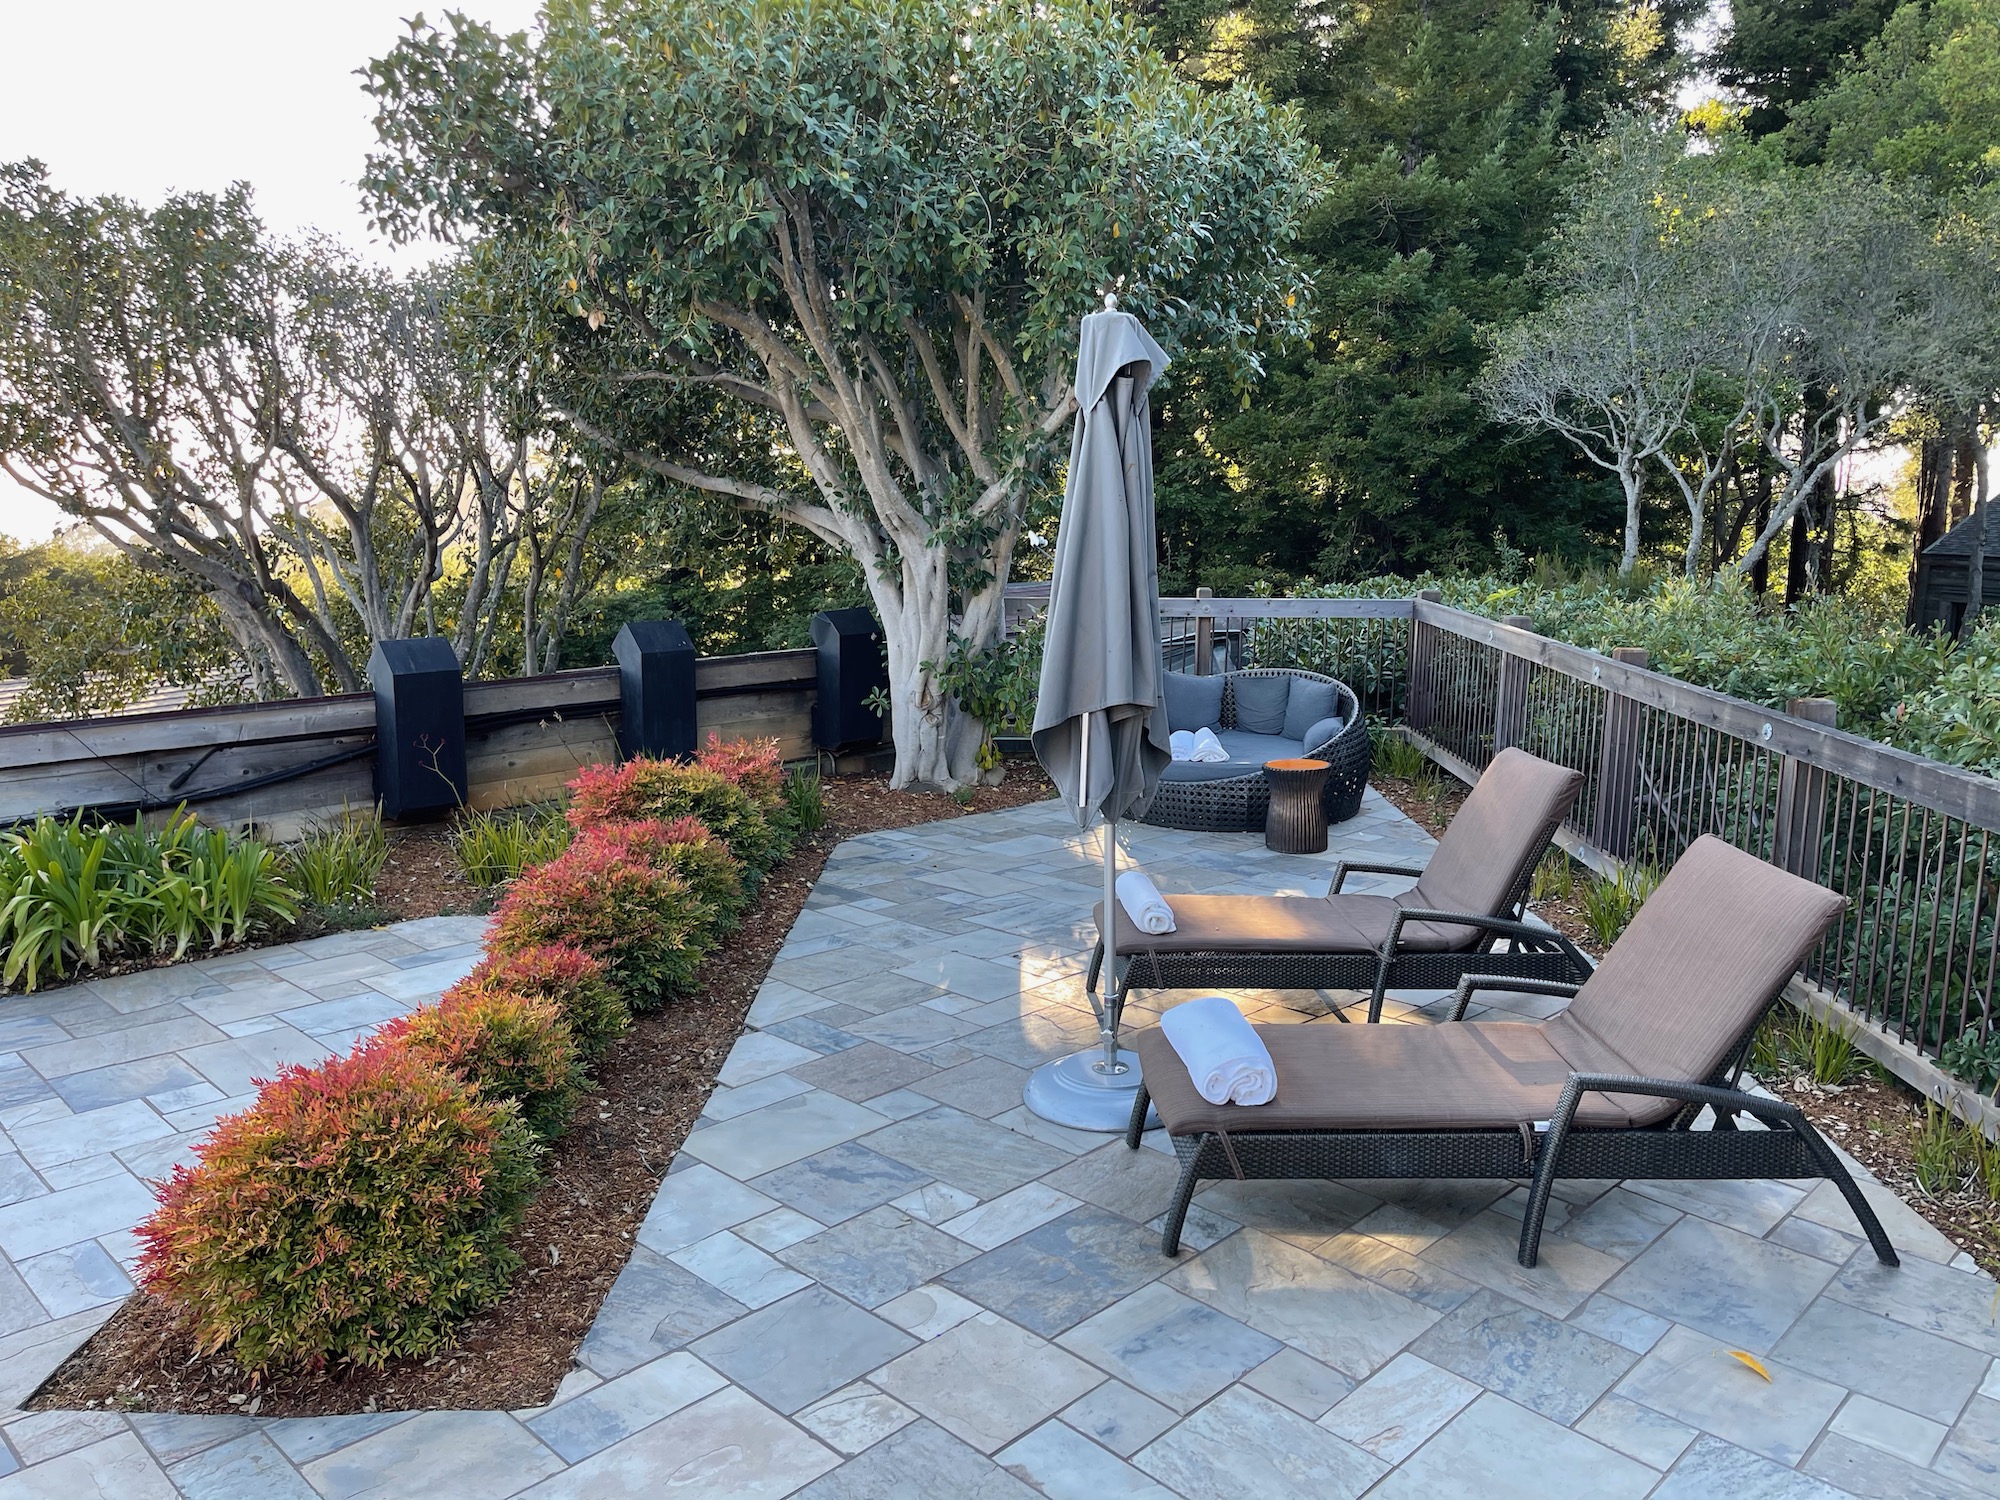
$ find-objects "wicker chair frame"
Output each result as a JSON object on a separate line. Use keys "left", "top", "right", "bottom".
{"left": 1140, "top": 669, "right": 1371, "bottom": 834}
{"left": 1087, "top": 850, "right": 1593, "bottom": 1027}
{"left": 1125, "top": 976, "right": 1899, "bottom": 1270}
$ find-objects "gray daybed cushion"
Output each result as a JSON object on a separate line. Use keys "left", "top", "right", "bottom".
{"left": 1158, "top": 729, "right": 1300, "bottom": 783}
{"left": 1283, "top": 679, "right": 1340, "bottom": 741}
{"left": 1233, "top": 674, "right": 1291, "bottom": 734}
{"left": 1301, "top": 715, "right": 1346, "bottom": 751}
{"left": 1164, "top": 671, "right": 1225, "bottom": 733}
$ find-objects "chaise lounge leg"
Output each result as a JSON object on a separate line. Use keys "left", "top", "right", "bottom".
{"left": 1160, "top": 1142, "right": 1203, "bottom": 1257}
{"left": 1791, "top": 1118, "right": 1900, "bottom": 1267}
{"left": 1125, "top": 1085, "right": 1152, "bottom": 1150}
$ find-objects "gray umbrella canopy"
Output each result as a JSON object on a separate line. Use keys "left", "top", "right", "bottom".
{"left": 1031, "top": 307, "right": 1172, "bottom": 827}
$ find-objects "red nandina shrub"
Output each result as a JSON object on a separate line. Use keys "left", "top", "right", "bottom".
{"left": 565, "top": 758, "right": 785, "bottom": 871}
{"left": 465, "top": 943, "right": 629, "bottom": 1056}
{"left": 587, "top": 817, "right": 746, "bottom": 928}
{"left": 377, "top": 988, "right": 585, "bottom": 1140}
{"left": 135, "top": 1047, "right": 538, "bottom": 1374}
{"left": 486, "top": 834, "right": 710, "bottom": 1008}
{"left": 697, "top": 733, "right": 786, "bottom": 815}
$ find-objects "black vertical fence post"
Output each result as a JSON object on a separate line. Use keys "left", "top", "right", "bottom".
{"left": 614, "top": 620, "right": 698, "bottom": 760}
{"left": 369, "top": 638, "right": 467, "bottom": 820}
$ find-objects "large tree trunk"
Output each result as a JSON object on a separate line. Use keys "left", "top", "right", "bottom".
{"left": 1617, "top": 462, "right": 1643, "bottom": 575}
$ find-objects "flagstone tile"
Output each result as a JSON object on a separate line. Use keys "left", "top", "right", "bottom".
{"left": 1418, "top": 1210, "right": 1626, "bottom": 1319}
{"left": 574, "top": 1246, "right": 748, "bottom": 1378}
{"left": 1827, "top": 1248, "right": 2000, "bottom": 1357}
{"left": 1621, "top": 1176, "right": 1806, "bottom": 1238}
{"left": 524, "top": 1352, "right": 725, "bottom": 1463}
{"left": 1408, "top": 1288, "right": 1636, "bottom": 1423}
{"left": 1934, "top": 1394, "right": 2000, "bottom": 1492}
{"left": 716, "top": 1031, "right": 823, "bottom": 1087}
{"left": 303, "top": 1412, "right": 561, "bottom": 1500}
{"left": 1827, "top": 1392, "right": 1949, "bottom": 1467}
{"left": 995, "top": 1420, "right": 1176, "bottom": 1499}
{"left": 1564, "top": 1292, "right": 1672, "bottom": 1354}
{"left": 844, "top": 1006, "right": 984, "bottom": 1054}
{"left": 866, "top": 1105, "right": 1070, "bottom": 1200}
{"left": 261, "top": 1414, "right": 411, "bottom": 1466}
{"left": 750, "top": 1142, "right": 933, "bottom": 1225}
{"left": 1169, "top": 1228, "right": 1439, "bottom": 1380}
{"left": 1242, "top": 1347, "right": 1357, "bottom": 1420}
{"left": 1059, "top": 1381, "right": 1180, "bottom": 1457}
{"left": 1613, "top": 1323, "right": 1843, "bottom": 1465}
{"left": 1770, "top": 1295, "right": 1987, "bottom": 1424}
{"left": 165, "top": 1431, "right": 317, "bottom": 1500}
{"left": 1042, "top": 1142, "right": 1185, "bottom": 1224}
{"left": 1369, "top": 1392, "right": 1654, "bottom": 1500}
{"left": 877, "top": 1284, "right": 984, "bottom": 1341}
{"left": 633, "top": 1162, "right": 779, "bottom": 1255}
{"left": 875, "top": 1312, "right": 1104, "bottom": 1453}
{"left": 905, "top": 1056, "right": 1031, "bottom": 1117}
{"left": 0, "top": 1170, "right": 156, "bottom": 1261}
{"left": 796, "top": 1381, "right": 919, "bottom": 1456}
{"left": 791, "top": 1418, "right": 1038, "bottom": 1500}
{"left": 943, "top": 1206, "right": 1173, "bottom": 1336}
{"left": 1057, "top": 1282, "right": 1282, "bottom": 1412}
{"left": 778, "top": 1204, "right": 977, "bottom": 1307}
{"left": 1192, "top": 1178, "right": 1380, "bottom": 1244}
{"left": 2, "top": 1409, "right": 129, "bottom": 1467}
{"left": 0, "top": 1431, "right": 177, "bottom": 1500}
{"left": 1135, "top": 1386, "right": 1387, "bottom": 1500}
{"left": 1608, "top": 1216, "right": 1835, "bottom": 1353}
{"left": 699, "top": 1071, "right": 813, "bottom": 1121}
{"left": 691, "top": 1286, "right": 916, "bottom": 1414}
{"left": 1653, "top": 1434, "right": 1850, "bottom": 1500}
{"left": 940, "top": 1182, "right": 1080, "bottom": 1250}
{"left": 1317, "top": 1352, "right": 1482, "bottom": 1464}
{"left": 668, "top": 1230, "right": 811, "bottom": 1309}
{"left": 681, "top": 1091, "right": 888, "bottom": 1179}
{"left": 518, "top": 1386, "right": 838, "bottom": 1500}
{"left": 1573, "top": 1392, "right": 1697, "bottom": 1470}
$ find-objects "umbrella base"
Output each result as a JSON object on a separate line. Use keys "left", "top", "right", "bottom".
{"left": 1023, "top": 1047, "right": 1159, "bottom": 1133}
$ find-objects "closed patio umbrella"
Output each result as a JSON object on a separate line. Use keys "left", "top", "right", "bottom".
{"left": 1025, "top": 295, "right": 1171, "bottom": 1130}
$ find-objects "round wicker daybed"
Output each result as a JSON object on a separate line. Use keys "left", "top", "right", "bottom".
{"left": 1140, "top": 668, "right": 1370, "bottom": 834}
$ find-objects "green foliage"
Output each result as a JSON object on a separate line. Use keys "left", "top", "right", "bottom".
{"left": 932, "top": 618, "right": 1045, "bottom": 767}
{"left": 1529, "top": 849, "right": 1578, "bottom": 904}
{"left": 1578, "top": 862, "right": 1660, "bottom": 948}
{"left": 452, "top": 804, "right": 573, "bottom": 889}
{"left": 135, "top": 1047, "right": 540, "bottom": 1373}
{"left": 1370, "top": 728, "right": 1429, "bottom": 781}
{"left": 466, "top": 944, "right": 630, "bottom": 1058}
{"left": 783, "top": 768, "right": 828, "bottom": 835}
{"left": 1940, "top": 1030, "right": 2000, "bottom": 1095}
{"left": 567, "top": 759, "right": 785, "bottom": 873}
{"left": 1751, "top": 1003, "right": 1875, "bottom": 1085}
{"left": 286, "top": 808, "right": 389, "bottom": 909}
{"left": 1909, "top": 1095, "right": 2000, "bottom": 1199}
{"left": 0, "top": 812, "right": 298, "bottom": 989}
{"left": 1716, "top": 0, "right": 1902, "bottom": 139}
{"left": 379, "top": 986, "right": 586, "bottom": 1142}
{"left": 0, "top": 538, "right": 243, "bottom": 721}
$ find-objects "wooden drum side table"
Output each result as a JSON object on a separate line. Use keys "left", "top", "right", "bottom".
{"left": 1264, "top": 758, "right": 1332, "bottom": 854}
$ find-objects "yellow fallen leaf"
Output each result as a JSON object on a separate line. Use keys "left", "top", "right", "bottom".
{"left": 1725, "top": 1350, "right": 1772, "bottom": 1382}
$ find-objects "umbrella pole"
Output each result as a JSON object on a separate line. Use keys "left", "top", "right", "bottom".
{"left": 1099, "top": 811, "right": 1124, "bottom": 1075}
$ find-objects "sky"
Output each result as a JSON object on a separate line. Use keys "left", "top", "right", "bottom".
{"left": 0, "top": 1, "right": 543, "bottom": 541}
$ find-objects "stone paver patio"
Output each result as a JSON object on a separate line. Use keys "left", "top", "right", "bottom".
{"left": 0, "top": 792, "right": 1994, "bottom": 1496}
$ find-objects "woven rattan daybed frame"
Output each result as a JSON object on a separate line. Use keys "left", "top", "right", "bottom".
{"left": 1139, "top": 669, "right": 1372, "bottom": 833}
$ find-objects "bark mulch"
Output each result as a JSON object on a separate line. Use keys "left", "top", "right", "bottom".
{"left": 1373, "top": 768, "right": 2000, "bottom": 1278}
{"left": 32, "top": 763, "right": 1054, "bottom": 1418}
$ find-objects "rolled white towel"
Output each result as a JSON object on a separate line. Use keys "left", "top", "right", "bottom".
{"left": 1159, "top": 995, "right": 1276, "bottom": 1106}
{"left": 1169, "top": 729, "right": 1197, "bottom": 762}
{"left": 1115, "top": 870, "right": 1176, "bottom": 934}
{"left": 1189, "top": 727, "right": 1229, "bottom": 762}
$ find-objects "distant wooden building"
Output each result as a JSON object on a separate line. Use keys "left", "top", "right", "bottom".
{"left": 1910, "top": 505, "right": 1999, "bottom": 634}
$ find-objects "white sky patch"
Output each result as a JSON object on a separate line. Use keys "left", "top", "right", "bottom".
{"left": 0, "top": 0, "right": 541, "bottom": 541}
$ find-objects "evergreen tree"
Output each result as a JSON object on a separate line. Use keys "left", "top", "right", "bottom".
{"left": 1715, "top": 0, "right": 1901, "bottom": 139}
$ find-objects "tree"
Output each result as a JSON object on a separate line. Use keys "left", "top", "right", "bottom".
{"left": 361, "top": 0, "right": 1315, "bottom": 789}
{"left": 1715, "top": 0, "right": 1902, "bottom": 140}
{"left": 1484, "top": 121, "right": 1745, "bottom": 575}
{"left": 0, "top": 164, "right": 614, "bottom": 696}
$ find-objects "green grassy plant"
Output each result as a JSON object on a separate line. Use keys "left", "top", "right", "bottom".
{"left": 452, "top": 805, "right": 572, "bottom": 888}
{"left": 1370, "top": 727, "right": 1429, "bottom": 780}
{"left": 1750, "top": 1004, "right": 1874, "bottom": 1086}
{"left": 286, "top": 808, "right": 389, "bottom": 909}
{"left": 784, "top": 767, "right": 828, "bottom": 834}
{"left": 1530, "top": 849, "right": 1577, "bottom": 904}
{"left": 1578, "top": 863, "right": 1660, "bottom": 949}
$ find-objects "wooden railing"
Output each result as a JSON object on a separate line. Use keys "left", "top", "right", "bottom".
{"left": 1160, "top": 592, "right": 2000, "bottom": 1123}
{"left": 0, "top": 648, "right": 819, "bottom": 841}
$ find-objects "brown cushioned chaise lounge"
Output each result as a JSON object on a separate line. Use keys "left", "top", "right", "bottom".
{"left": 1125, "top": 835, "right": 1899, "bottom": 1270}
{"left": 1092, "top": 747, "right": 1592, "bottom": 1026}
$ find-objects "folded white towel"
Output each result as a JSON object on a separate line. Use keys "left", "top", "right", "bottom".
{"left": 1159, "top": 995, "right": 1277, "bottom": 1106}
{"left": 1189, "top": 727, "right": 1228, "bottom": 762}
{"left": 1169, "top": 729, "right": 1197, "bottom": 762}
{"left": 1115, "top": 870, "right": 1176, "bottom": 934}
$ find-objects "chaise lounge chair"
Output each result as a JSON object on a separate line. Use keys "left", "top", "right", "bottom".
{"left": 1125, "top": 835, "right": 1898, "bottom": 1269}
{"left": 1092, "top": 747, "right": 1591, "bottom": 1026}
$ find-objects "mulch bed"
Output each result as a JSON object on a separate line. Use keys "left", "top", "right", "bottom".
{"left": 1374, "top": 767, "right": 2000, "bottom": 1277}
{"left": 32, "top": 762, "right": 1053, "bottom": 1418}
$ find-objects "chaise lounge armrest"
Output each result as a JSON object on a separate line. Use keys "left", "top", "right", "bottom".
{"left": 1385, "top": 908, "right": 1590, "bottom": 968}
{"left": 1525, "top": 1071, "right": 1900, "bottom": 1269}
{"left": 1445, "top": 974, "right": 1584, "bottom": 1023}
{"left": 1329, "top": 859, "right": 1427, "bottom": 893}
